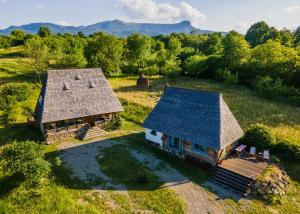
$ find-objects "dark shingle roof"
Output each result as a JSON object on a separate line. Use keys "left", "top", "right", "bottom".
{"left": 142, "top": 87, "right": 243, "bottom": 150}
{"left": 35, "top": 68, "right": 123, "bottom": 123}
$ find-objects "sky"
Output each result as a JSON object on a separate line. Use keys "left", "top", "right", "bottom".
{"left": 0, "top": 0, "right": 299, "bottom": 33}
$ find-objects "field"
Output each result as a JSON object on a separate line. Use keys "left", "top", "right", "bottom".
{"left": 0, "top": 47, "right": 300, "bottom": 213}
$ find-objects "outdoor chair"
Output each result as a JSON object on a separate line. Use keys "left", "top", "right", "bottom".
{"left": 250, "top": 146, "right": 256, "bottom": 155}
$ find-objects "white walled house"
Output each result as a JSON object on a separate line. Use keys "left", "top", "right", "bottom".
{"left": 145, "top": 128, "right": 163, "bottom": 147}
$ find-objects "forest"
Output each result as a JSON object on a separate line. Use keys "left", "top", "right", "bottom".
{"left": 0, "top": 21, "right": 300, "bottom": 105}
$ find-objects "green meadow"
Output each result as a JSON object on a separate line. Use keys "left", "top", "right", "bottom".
{"left": 0, "top": 46, "right": 299, "bottom": 213}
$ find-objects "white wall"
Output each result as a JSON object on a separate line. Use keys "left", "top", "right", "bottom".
{"left": 145, "top": 128, "right": 163, "bottom": 147}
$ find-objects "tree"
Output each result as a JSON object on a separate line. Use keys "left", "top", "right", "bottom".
{"left": 0, "top": 35, "right": 11, "bottom": 49}
{"left": 250, "top": 40, "right": 298, "bottom": 81}
{"left": 202, "top": 33, "right": 223, "bottom": 55}
{"left": 279, "top": 28, "right": 293, "bottom": 47}
{"left": 25, "top": 37, "right": 50, "bottom": 83}
{"left": 223, "top": 31, "right": 250, "bottom": 68}
{"left": 124, "top": 33, "right": 152, "bottom": 72}
{"left": 10, "top": 29, "right": 26, "bottom": 46}
{"left": 245, "top": 21, "right": 275, "bottom": 47}
{"left": 167, "top": 37, "right": 182, "bottom": 56}
{"left": 183, "top": 55, "right": 207, "bottom": 77}
{"left": 38, "top": 26, "right": 52, "bottom": 37}
{"left": 0, "top": 140, "right": 51, "bottom": 186}
{"left": 85, "top": 33, "right": 123, "bottom": 75}
{"left": 293, "top": 27, "right": 300, "bottom": 46}
{"left": 59, "top": 36, "right": 87, "bottom": 68}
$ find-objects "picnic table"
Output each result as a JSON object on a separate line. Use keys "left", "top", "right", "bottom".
{"left": 235, "top": 144, "right": 247, "bottom": 158}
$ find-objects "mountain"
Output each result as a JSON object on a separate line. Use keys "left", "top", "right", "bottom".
{"left": 0, "top": 20, "right": 219, "bottom": 36}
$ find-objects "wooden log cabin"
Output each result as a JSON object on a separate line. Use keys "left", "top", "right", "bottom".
{"left": 142, "top": 87, "right": 244, "bottom": 166}
{"left": 34, "top": 68, "right": 123, "bottom": 143}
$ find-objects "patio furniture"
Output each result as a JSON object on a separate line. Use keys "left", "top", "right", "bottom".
{"left": 235, "top": 144, "right": 247, "bottom": 158}
{"left": 263, "top": 150, "right": 270, "bottom": 161}
{"left": 250, "top": 146, "right": 256, "bottom": 155}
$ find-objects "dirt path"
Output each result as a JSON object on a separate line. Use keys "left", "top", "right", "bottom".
{"left": 130, "top": 149, "right": 225, "bottom": 214}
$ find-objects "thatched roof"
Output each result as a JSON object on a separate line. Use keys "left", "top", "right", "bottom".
{"left": 142, "top": 87, "right": 244, "bottom": 150}
{"left": 35, "top": 68, "right": 123, "bottom": 123}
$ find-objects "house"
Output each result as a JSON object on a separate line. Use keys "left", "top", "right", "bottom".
{"left": 142, "top": 87, "right": 244, "bottom": 166}
{"left": 34, "top": 68, "right": 123, "bottom": 143}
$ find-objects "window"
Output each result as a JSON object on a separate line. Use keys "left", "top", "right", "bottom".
{"left": 194, "top": 144, "right": 206, "bottom": 153}
{"left": 150, "top": 130, "right": 157, "bottom": 136}
{"left": 169, "top": 137, "right": 180, "bottom": 149}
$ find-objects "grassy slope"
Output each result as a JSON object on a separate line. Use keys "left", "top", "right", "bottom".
{"left": 0, "top": 47, "right": 299, "bottom": 213}
{"left": 109, "top": 76, "right": 300, "bottom": 146}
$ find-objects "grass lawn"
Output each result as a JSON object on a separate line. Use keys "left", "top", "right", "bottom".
{"left": 0, "top": 47, "right": 299, "bottom": 213}
{"left": 98, "top": 143, "right": 186, "bottom": 213}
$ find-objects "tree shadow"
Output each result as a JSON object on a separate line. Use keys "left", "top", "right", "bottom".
{"left": 0, "top": 72, "right": 36, "bottom": 86}
{"left": 0, "top": 123, "right": 44, "bottom": 146}
{"left": 0, "top": 174, "right": 24, "bottom": 198}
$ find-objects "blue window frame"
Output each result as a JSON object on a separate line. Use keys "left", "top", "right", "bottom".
{"left": 169, "top": 136, "right": 181, "bottom": 149}
{"left": 193, "top": 144, "right": 207, "bottom": 154}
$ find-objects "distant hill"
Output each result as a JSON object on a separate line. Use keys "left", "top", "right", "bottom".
{"left": 0, "top": 20, "right": 221, "bottom": 36}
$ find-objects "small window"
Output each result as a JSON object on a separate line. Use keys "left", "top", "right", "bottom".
{"left": 150, "top": 130, "right": 157, "bottom": 136}
{"left": 194, "top": 144, "right": 206, "bottom": 153}
{"left": 169, "top": 137, "right": 180, "bottom": 149}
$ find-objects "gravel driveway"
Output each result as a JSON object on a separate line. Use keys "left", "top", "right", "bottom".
{"left": 58, "top": 139, "right": 225, "bottom": 214}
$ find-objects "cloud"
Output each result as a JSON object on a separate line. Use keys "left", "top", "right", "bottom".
{"left": 117, "top": 0, "right": 206, "bottom": 27}
{"left": 37, "top": 5, "right": 44, "bottom": 10}
{"left": 285, "top": 5, "right": 300, "bottom": 13}
{"left": 234, "top": 21, "right": 251, "bottom": 33}
{"left": 56, "top": 20, "right": 70, "bottom": 26}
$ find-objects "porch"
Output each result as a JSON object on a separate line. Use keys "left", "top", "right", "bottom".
{"left": 210, "top": 155, "right": 269, "bottom": 194}
{"left": 44, "top": 113, "right": 116, "bottom": 134}
{"left": 218, "top": 156, "right": 268, "bottom": 179}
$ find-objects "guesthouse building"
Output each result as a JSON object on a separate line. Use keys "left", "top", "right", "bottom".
{"left": 142, "top": 87, "right": 244, "bottom": 166}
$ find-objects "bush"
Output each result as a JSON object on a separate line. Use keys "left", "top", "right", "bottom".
{"left": 215, "top": 68, "right": 238, "bottom": 85}
{"left": 271, "top": 139, "right": 300, "bottom": 161}
{"left": 0, "top": 141, "right": 51, "bottom": 186}
{"left": 0, "top": 83, "right": 30, "bottom": 110}
{"left": 253, "top": 76, "right": 300, "bottom": 105}
{"left": 102, "top": 116, "right": 122, "bottom": 131}
{"left": 242, "top": 123, "right": 275, "bottom": 151}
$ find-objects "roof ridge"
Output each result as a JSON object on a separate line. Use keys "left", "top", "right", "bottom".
{"left": 166, "top": 86, "right": 221, "bottom": 95}
{"left": 47, "top": 68, "right": 102, "bottom": 72}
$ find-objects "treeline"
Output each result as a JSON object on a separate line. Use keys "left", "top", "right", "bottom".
{"left": 1, "top": 22, "right": 300, "bottom": 103}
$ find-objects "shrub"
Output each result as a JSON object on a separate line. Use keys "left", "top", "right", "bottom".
{"left": 242, "top": 123, "right": 275, "bottom": 151}
{"left": 102, "top": 116, "right": 122, "bottom": 131}
{"left": 0, "top": 141, "right": 51, "bottom": 186}
{"left": 271, "top": 139, "right": 300, "bottom": 161}
{"left": 0, "top": 83, "right": 30, "bottom": 110}
{"left": 215, "top": 68, "right": 238, "bottom": 85}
